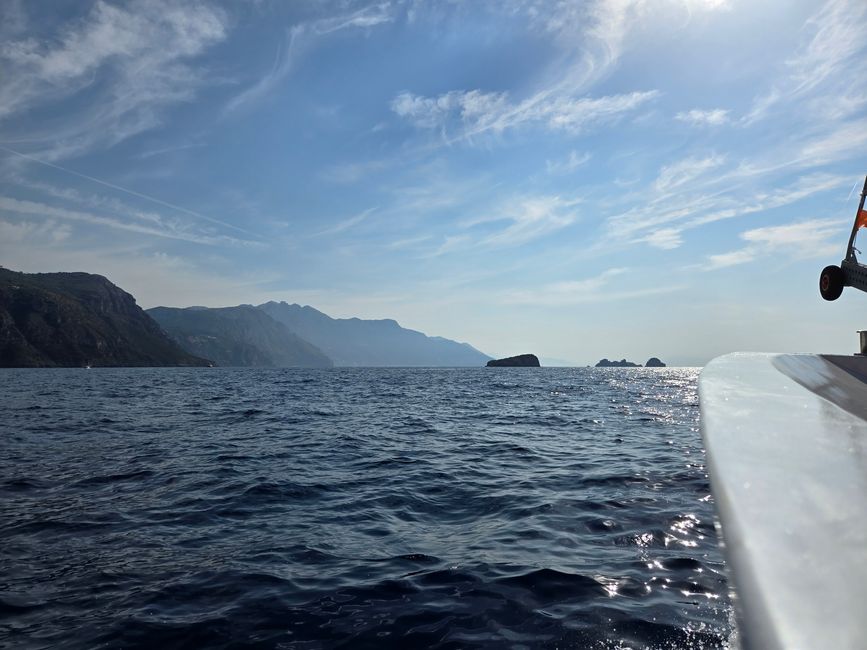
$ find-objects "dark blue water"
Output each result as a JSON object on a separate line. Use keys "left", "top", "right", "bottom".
{"left": 0, "top": 367, "right": 732, "bottom": 649}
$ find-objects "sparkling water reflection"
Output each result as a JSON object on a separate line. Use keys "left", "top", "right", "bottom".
{"left": 0, "top": 367, "right": 732, "bottom": 648}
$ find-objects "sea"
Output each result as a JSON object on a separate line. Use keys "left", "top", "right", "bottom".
{"left": 0, "top": 367, "right": 734, "bottom": 649}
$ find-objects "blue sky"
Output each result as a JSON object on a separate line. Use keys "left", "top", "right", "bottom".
{"left": 1, "top": 0, "right": 866, "bottom": 365}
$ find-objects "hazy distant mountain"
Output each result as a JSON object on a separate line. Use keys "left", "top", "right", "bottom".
{"left": 0, "top": 268, "right": 209, "bottom": 367}
{"left": 258, "top": 301, "right": 491, "bottom": 367}
{"left": 148, "top": 305, "right": 332, "bottom": 368}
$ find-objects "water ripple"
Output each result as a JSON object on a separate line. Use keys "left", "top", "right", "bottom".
{"left": 0, "top": 366, "right": 731, "bottom": 649}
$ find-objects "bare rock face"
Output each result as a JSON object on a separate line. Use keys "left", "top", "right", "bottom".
{"left": 645, "top": 357, "right": 666, "bottom": 368}
{"left": 486, "top": 354, "right": 540, "bottom": 367}
{"left": 0, "top": 268, "right": 211, "bottom": 367}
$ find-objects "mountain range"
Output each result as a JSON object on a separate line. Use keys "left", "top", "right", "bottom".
{"left": 0, "top": 268, "right": 491, "bottom": 368}
{"left": 258, "top": 301, "right": 490, "bottom": 367}
{"left": 147, "top": 305, "right": 332, "bottom": 368}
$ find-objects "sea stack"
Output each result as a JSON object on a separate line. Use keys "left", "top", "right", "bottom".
{"left": 645, "top": 357, "right": 666, "bottom": 367}
{"left": 595, "top": 358, "right": 640, "bottom": 368}
{"left": 486, "top": 354, "right": 541, "bottom": 367}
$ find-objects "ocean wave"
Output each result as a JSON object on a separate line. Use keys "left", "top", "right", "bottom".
{"left": 0, "top": 366, "right": 730, "bottom": 649}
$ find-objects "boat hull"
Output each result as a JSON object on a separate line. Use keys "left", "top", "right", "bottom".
{"left": 700, "top": 353, "right": 867, "bottom": 650}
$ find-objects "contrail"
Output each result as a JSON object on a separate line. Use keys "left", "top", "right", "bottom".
{"left": 0, "top": 145, "right": 257, "bottom": 237}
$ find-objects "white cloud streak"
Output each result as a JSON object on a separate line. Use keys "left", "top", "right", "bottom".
{"left": 546, "top": 150, "right": 592, "bottom": 175}
{"left": 0, "top": 1, "right": 229, "bottom": 160}
{"left": 313, "top": 207, "right": 377, "bottom": 237}
{"left": 654, "top": 155, "right": 726, "bottom": 193}
{"left": 502, "top": 267, "right": 686, "bottom": 305}
{"left": 675, "top": 108, "right": 729, "bottom": 126}
{"left": 743, "top": 0, "right": 867, "bottom": 125}
{"left": 643, "top": 228, "right": 683, "bottom": 250}
{"left": 481, "top": 195, "right": 583, "bottom": 247}
{"left": 451, "top": 194, "right": 584, "bottom": 252}
{"left": 609, "top": 169, "right": 851, "bottom": 252}
{"left": 706, "top": 217, "right": 849, "bottom": 270}
{"left": 392, "top": 88, "right": 659, "bottom": 138}
{"left": 0, "top": 145, "right": 254, "bottom": 236}
{"left": 224, "top": 3, "right": 395, "bottom": 115}
{"left": 0, "top": 195, "right": 254, "bottom": 246}
{"left": 223, "top": 27, "right": 302, "bottom": 115}
{"left": 390, "top": 0, "right": 731, "bottom": 144}
{"left": 0, "top": 218, "right": 71, "bottom": 245}
{"left": 312, "top": 3, "right": 394, "bottom": 34}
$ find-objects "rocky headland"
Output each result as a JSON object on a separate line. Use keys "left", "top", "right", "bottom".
{"left": 0, "top": 269, "right": 210, "bottom": 367}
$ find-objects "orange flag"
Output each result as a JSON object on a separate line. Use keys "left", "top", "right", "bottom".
{"left": 858, "top": 208, "right": 867, "bottom": 230}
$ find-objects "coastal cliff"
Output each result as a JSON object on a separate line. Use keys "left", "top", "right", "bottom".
{"left": 0, "top": 268, "right": 210, "bottom": 367}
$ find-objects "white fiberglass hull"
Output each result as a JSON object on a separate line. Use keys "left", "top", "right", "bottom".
{"left": 700, "top": 353, "right": 867, "bottom": 650}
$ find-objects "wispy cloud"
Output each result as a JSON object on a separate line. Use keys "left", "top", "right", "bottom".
{"left": 607, "top": 168, "right": 850, "bottom": 252}
{"left": 0, "top": 0, "right": 229, "bottom": 160}
{"left": 643, "top": 228, "right": 683, "bottom": 250}
{"left": 387, "top": 234, "right": 432, "bottom": 250}
{"left": 135, "top": 143, "right": 205, "bottom": 160}
{"left": 798, "top": 118, "right": 867, "bottom": 166}
{"left": 0, "top": 195, "right": 254, "bottom": 247}
{"left": 786, "top": 0, "right": 866, "bottom": 97}
{"left": 743, "top": 0, "right": 867, "bottom": 125}
{"left": 429, "top": 234, "right": 473, "bottom": 257}
{"left": 654, "top": 155, "right": 726, "bottom": 193}
{"left": 392, "top": 88, "right": 659, "bottom": 139}
{"left": 480, "top": 195, "right": 583, "bottom": 247}
{"left": 224, "top": 3, "right": 395, "bottom": 115}
{"left": 706, "top": 217, "right": 849, "bottom": 270}
{"left": 313, "top": 207, "right": 377, "bottom": 237}
{"left": 0, "top": 145, "right": 254, "bottom": 236}
{"left": 389, "top": 0, "right": 732, "bottom": 145}
{"left": 501, "top": 267, "right": 686, "bottom": 305}
{"left": 223, "top": 27, "right": 302, "bottom": 115}
{"left": 312, "top": 3, "right": 394, "bottom": 34}
{"left": 675, "top": 108, "right": 729, "bottom": 126}
{"left": 546, "top": 150, "right": 592, "bottom": 175}
{"left": 0, "top": 217, "right": 71, "bottom": 245}
{"left": 321, "top": 159, "right": 390, "bottom": 184}
{"left": 706, "top": 248, "right": 757, "bottom": 270}
{"left": 686, "top": 173, "right": 852, "bottom": 228}
{"left": 450, "top": 194, "right": 583, "bottom": 252}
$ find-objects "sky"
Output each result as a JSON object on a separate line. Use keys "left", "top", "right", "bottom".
{"left": 1, "top": 0, "right": 866, "bottom": 366}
